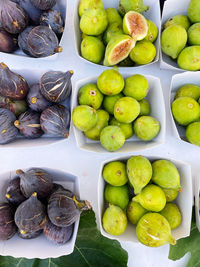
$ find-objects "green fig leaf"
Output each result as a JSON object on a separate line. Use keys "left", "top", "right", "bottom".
{"left": 0, "top": 210, "right": 128, "bottom": 267}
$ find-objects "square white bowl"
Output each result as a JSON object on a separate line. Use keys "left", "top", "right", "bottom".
{"left": 72, "top": 73, "right": 166, "bottom": 153}
{"left": 98, "top": 155, "right": 193, "bottom": 243}
{"left": 195, "top": 177, "right": 200, "bottom": 231}
{"left": 0, "top": 0, "right": 66, "bottom": 62}
{"left": 0, "top": 167, "right": 80, "bottom": 259}
{"left": 73, "top": 0, "right": 160, "bottom": 70}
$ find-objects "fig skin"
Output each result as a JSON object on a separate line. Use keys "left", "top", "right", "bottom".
{"left": 17, "top": 0, "right": 42, "bottom": 25}
{"left": 0, "top": 202, "right": 17, "bottom": 240}
{"left": 30, "top": 0, "right": 57, "bottom": 11}
{"left": 119, "top": 0, "right": 149, "bottom": 16}
{"left": 18, "top": 229, "right": 42, "bottom": 239}
{"left": 18, "top": 26, "right": 34, "bottom": 56}
{"left": 6, "top": 177, "right": 26, "bottom": 206}
{"left": 40, "top": 9, "right": 64, "bottom": 35}
{"left": 0, "top": 95, "right": 28, "bottom": 116}
{"left": 0, "top": 29, "right": 17, "bottom": 53}
{"left": 0, "top": 108, "right": 18, "bottom": 144}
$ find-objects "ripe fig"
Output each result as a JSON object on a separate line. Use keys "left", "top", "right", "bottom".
{"left": 110, "top": 117, "right": 133, "bottom": 140}
{"left": 175, "top": 84, "right": 200, "bottom": 101}
{"left": 48, "top": 188, "right": 91, "bottom": 227}
{"left": 144, "top": 20, "right": 158, "bottom": 42}
{"left": 18, "top": 229, "right": 42, "bottom": 239}
{"left": 40, "top": 105, "right": 70, "bottom": 137}
{"left": 119, "top": 0, "right": 149, "bottom": 16}
{"left": 188, "top": 23, "right": 200, "bottom": 45}
{"left": 0, "top": 96, "right": 28, "bottom": 116}
{"left": 0, "top": 29, "right": 17, "bottom": 53}
{"left": 103, "top": 23, "right": 123, "bottom": 45}
{"left": 6, "top": 177, "right": 26, "bottom": 206}
{"left": 0, "top": 202, "right": 17, "bottom": 240}
{"left": 0, "top": 0, "right": 28, "bottom": 34}
{"left": 177, "top": 46, "right": 200, "bottom": 71}
{"left": 0, "top": 62, "right": 29, "bottom": 100}
{"left": 188, "top": 0, "right": 200, "bottom": 23}
{"left": 164, "top": 15, "right": 191, "bottom": 31}
{"left": 104, "top": 184, "right": 129, "bottom": 210}
{"left": 78, "top": 83, "right": 103, "bottom": 109}
{"left": 18, "top": 26, "right": 34, "bottom": 56}
{"left": 186, "top": 121, "right": 200, "bottom": 146}
{"left": 0, "top": 108, "right": 18, "bottom": 144}
{"left": 78, "top": 0, "right": 104, "bottom": 17}
{"left": 130, "top": 40, "right": 156, "bottom": 65}
{"left": 27, "top": 26, "right": 62, "bottom": 58}
{"left": 160, "top": 203, "right": 182, "bottom": 230}
{"left": 127, "top": 201, "right": 147, "bottom": 225}
{"left": 17, "top": 0, "right": 42, "bottom": 25}
{"left": 14, "top": 111, "right": 43, "bottom": 139}
{"left": 16, "top": 168, "right": 53, "bottom": 198}
{"left": 40, "top": 9, "right": 64, "bottom": 35}
{"left": 162, "top": 188, "right": 179, "bottom": 202}
{"left": 15, "top": 192, "right": 47, "bottom": 233}
{"left": 30, "top": 0, "right": 56, "bottom": 10}
{"left": 40, "top": 70, "right": 73, "bottom": 103}
{"left": 139, "top": 99, "right": 151, "bottom": 116}
{"left": 103, "top": 161, "right": 128, "bottom": 186}
{"left": 103, "top": 93, "right": 123, "bottom": 115}
{"left": 106, "top": 8, "right": 122, "bottom": 26}
{"left": 123, "top": 11, "right": 148, "bottom": 40}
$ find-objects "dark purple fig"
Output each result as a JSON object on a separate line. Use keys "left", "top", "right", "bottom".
{"left": 14, "top": 192, "right": 47, "bottom": 233}
{"left": 0, "top": 202, "right": 17, "bottom": 240}
{"left": 6, "top": 177, "right": 26, "bottom": 206}
{"left": 16, "top": 168, "right": 53, "bottom": 198}
{"left": 48, "top": 188, "right": 91, "bottom": 227}
{"left": 40, "top": 70, "right": 73, "bottom": 103}
{"left": 0, "top": 108, "right": 18, "bottom": 144}
{"left": 0, "top": 63, "right": 29, "bottom": 100}
{"left": 17, "top": 0, "right": 42, "bottom": 25}
{"left": 27, "top": 83, "right": 51, "bottom": 112}
{"left": 18, "top": 229, "right": 42, "bottom": 239}
{"left": 30, "top": 0, "right": 57, "bottom": 10}
{"left": 40, "top": 9, "right": 64, "bottom": 35}
{"left": 40, "top": 105, "right": 70, "bottom": 138}
{"left": 18, "top": 26, "right": 34, "bottom": 56}
{"left": 14, "top": 110, "right": 43, "bottom": 139}
{"left": 0, "top": 95, "right": 28, "bottom": 116}
{"left": 44, "top": 219, "right": 73, "bottom": 244}
{"left": 0, "top": 29, "right": 17, "bottom": 53}
{"left": 0, "top": 0, "right": 29, "bottom": 34}
{"left": 27, "top": 26, "right": 62, "bottom": 58}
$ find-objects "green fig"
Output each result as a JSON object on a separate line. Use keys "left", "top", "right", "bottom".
{"left": 162, "top": 188, "right": 179, "bottom": 202}
{"left": 177, "top": 46, "right": 200, "bottom": 71}
{"left": 105, "top": 8, "right": 122, "bottom": 25}
{"left": 102, "top": 161, "right": 128, "bottom": 186}
{"left": 118, "top": 0, "right": 149, "bottom": 16}
{"left": 175, "top": 84, "right": 200, "bottom": 101}
{"left": 160, "top": 203, "right": 182, "bottom": 230}
{"left": 188, "top": 0, "right": 200, "bottom": 23}
{"left": 127, "top": 201, "right": 147, "bottom": 225}
{"left": 110, "top": 117, "right": 133, "bottom": 139}
{"left": 103, "top": 22, "right": 123, "bottom": 45}
{"left": 130, "top": 40, "right": 156, "bottom": 65}
{"left": 78, "top": 0, "right": 104, "bottom": 17}
{"left": 104, "top": 184, "right": 129, "bottom": 210}
{"left": 186, "top": 121, "right": 200, "bottom": 146}
{"left": 127, "top": 156, "right": 152, "bottom": 195}
{"left": 188, "top": 23, "right": 200, "bottom": 45}
{"left": 139, "top": 99, "right": 151, "bottom": 116}
{"left": 78, "top": 83, "right": 103, "bottom": 109}
{"left": 145, "top": 20, "right": 158, "bottom": 42}
{"left": 136, "top": 213, "right": 176, "bottom": 247}
{"left": 103, "top": 93, "right": 124, "bottom": 115}
{"left": 164, "top": 15, "right": 191, "bottom": 31}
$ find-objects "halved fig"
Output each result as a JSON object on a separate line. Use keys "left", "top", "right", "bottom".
{"left": 104, "top": 34, "right": 135, "bottom": 66}
{"left": 123, "top": 11, "right": 148, "bottom": 40}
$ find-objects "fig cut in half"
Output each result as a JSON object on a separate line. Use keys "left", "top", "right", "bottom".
{"left": 123, "top": 11, "right": 148, "bottom": 41}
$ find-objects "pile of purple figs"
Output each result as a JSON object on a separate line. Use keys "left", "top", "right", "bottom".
{"left": 0, "top": 0, "right": 64, "bottom": 57}
{"left": 0, "top": 168, "right": 90, "bottom": 244}
{"left": 0, "top": 62, "right": 73, "bottom": 144}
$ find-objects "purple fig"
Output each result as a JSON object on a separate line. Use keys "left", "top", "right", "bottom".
{"left": 40, "top": 9, "right": 64, "bottom": 35}
{"left": 6, "top": 177, "right": 26, "bottom": 206}
{"left": 0, "top": 0, "right": 29, "bottom": 34}
{"left": 18, "top": 229, "right": 42, "bottom": 239}
{"left": 18, "top": 26, "right": 34, "bottom": 56}
{"left": 0, "top": 95, "right": 28, "bottom": 116}
{"left": 14, "top": 110, "right": 43, "bottom": 139}
{"left": 40, "top": 105, "right": 70, "bottom": 138}
{"left": 0, "top": 202, "right": 17, "bottom": 240}
{"left": 30, "top": 0, "right": 57, "bottom": 10}
{"left": 0, "top": 108, "right": 18, "bottom": 144}
{"left": 0, "top": 29, "right": 17, "bottom": 53}
{"left": 17, "top": 0, "right": 42, "bottom": 25}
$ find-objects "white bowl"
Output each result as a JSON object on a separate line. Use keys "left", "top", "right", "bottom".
{"left": 73, "top": 0, "right": 160, "bottom": 70}
{"left": 0, "top": 167, "right": 80, "bottom": 259}
{"left": 98, "top": 155, "right": 193, "bottom": 243}
{"left": 195, "top": 177, "right": 200, "bottom": 231}
{"left": 72, "top": 73, "right": 166, "bottom": 153}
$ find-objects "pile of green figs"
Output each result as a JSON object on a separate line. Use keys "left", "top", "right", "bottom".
{"left": 161, "top": 0, "right": 200, "bottom": 71}
{"left": 78, "top": 0, "right": 158, "bottom": 66}
{"left": 171, "top": 83, "right": 200, "bottom": 147}
{"left": 0, "top": 168, "right": 90, "bottom": 244}
{"left": 72, "top": 69, "right": 161, "bottom": 152}
{"left": 102, "top": 156, "right": 182, "bottom": 247}
{"left": 0, "top": 62, "right": 73, "bottom": 144}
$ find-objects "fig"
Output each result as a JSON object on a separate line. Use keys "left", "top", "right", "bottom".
{"left": 44, "top": 219, "right": 73, "bottom": 244}
{"left": 27, "top": 83, "right": 51, "bottom": 112}
{"left": 78, "top": 0, "right": 104, "bottom": 17}
{"left": 177, "top": 46, "right": 200, "bottom": 71}
{"left": 17, "top": 0, "right": 42, "bottom": 25}
{"left": 164, "top": 15, "right": 191, "bottom": 31}
{"left": 80, "top": 7, "right": 108, "bottom": 36}
{"left": 139, "top": 99, "right": 151, "bottom": 116}
{"left": 136, "top": 213, "right": 176, "bottom": 247}
{"left": 97, "top": 69, "right": 124, "bottom": 96}
{"left": 48, "top": 188, "right": 91, "bottom": 227}
{"left": 27, "top": 26, "right": 62, "bottom": 58}
{"left": 102, "top": 161, "right": 128, "bottom": 186}
{"left": 78, "top": 83, "right": 103, "bottom": 109}
{"left": 127, "top": 201, "right": 147, "bottom": 225}
{"left": 144, "top": 20, "right": 158, "bottom": 42}
{"left": 30, "top": 0, "right": 56, "bottom": 10}
{"left": 16, "top": 168, "right": 53, "bottom": 198}
{"left": 171, "top": 97, "right": 200, "bottom": 126}
{"left": 133, "top": 116, "right": 160, "bottom": 141}
{"left": 130, "top": 40, "right": 156, "bottom": 64}
{"left": 152, "top": 160, "right": 181, "bottom": 191}
{"left": 0, "top": 96, "right": 27, "bottom": 116}
{"left": 160, "top": 203, "right": 182, "bottom": 230}
{"left": 18, "top": 26, "right": 34, "bottom": 56}
{"left": 110, "top": 117, "right": 133, "bottom": 139}
{"left": 161, "top": 25, "right": 187, "bottom": 59}
{"left": 40, "top": 70, "right": 73, "bottom": 103}
{"left": 40, "top": 9, "right": 64, "bottom": 35}
{"left": 123, "top": 11, "right": 148, "bottom": 40}
{"left": 81, "top": 36, "right": 105, "bottom": 64}
{"left": 104, "top": 184, "right": 129, "bottom": 210}
{"left": 18, "top": 229, "right": 42, "bottom": 239}
{"left": 127, "top": 156, "right": 152, "bottom": 194}
{"left": 5, "top": 177, "right": 26, "bottom": 206}
{"left": 102, "top": 204, "right": 127, "bottom": 235}
{"left": 100, "top": 125, "right": 125, "bottom": 152}
{"left": 0, "top": 108, "right": 18, "bottom": 144}
{"left": 0, "top": 202, "right": 16, "bottom": 240}
{"left": 162, "top": 188, "right": 179, "bottom": 202}
{"left": 188, "top": 0, "right": 200, "bottom": 23}
{"left": 40, "top": 105, "right": 70, "bottom": 137}
{"left": 188, "top": 23, "right": 200, "bottom": 45}
{"left": 0, "top": 29, "right": 17, "bottom": 53}
{"left": 175, "top": 84, "right": 200, "bottom": 101}
{"left": 186, "top": 121, "right": 200, "bottom": 146}
{"left": 114, "top": 97, "right": 140, "bottom": 123}
{"left": 72, "top": 105, "right": 97, "bottom": 132}
{"left": 106, "top": 8, "right": 122, "bottom": 25}
{"left": 103, "top": 93, "right": 123, "bottom": 115}
{"left": 0, "top": 0, "right": 28, "bottom": 34}
{"left": 14, "top": 111, "right": 43, "bottom": 139}
{"left": 104, "top": 34, "right": 136, "bottom": 66}
{"left": 123, "top": 74, "right": 149, "bottom": 101}
{"left": 119, "top": 0, "right": 149, "bottom": 16}
{"left": 15, "top": 192, "right": 47, "bottom": 233}
{"left": 103, "top": 23, "right": 123, "bottom": 45}
{"left": 0, "top": 62, "right": 29, "bottom": 100}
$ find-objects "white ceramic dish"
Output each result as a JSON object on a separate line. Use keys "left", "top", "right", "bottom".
{"left": 73, "top": 0, "right": 160, "bottom": 70}
{"left": 0, "top": 167, "right": 80, "bottom": 259}
{"left": 98, "top": 155, "right": 193, "bottom": 243}
{"left": 72, "top": 73, "right": 166, "bottom": 153}
{"left": 195, "top": 176, "right": 200, "bottom": 231}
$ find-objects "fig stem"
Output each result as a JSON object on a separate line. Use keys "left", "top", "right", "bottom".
{"left": 0, "top": 62, "right": 8, "bottom": 69}
{"left": 55, "top": 46, "right": 63, "bottom": 53}
{"left": 14, "top": 120, "right": 20, "bottom": 127}
{"left": 72, "top": 195, "right": 91, "bottom": 211}
{"left": 5, "top": 194, "right": 11, "bottom": 199}
{"left": 16, "top": 169, "right": 24, "bottom": 175}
